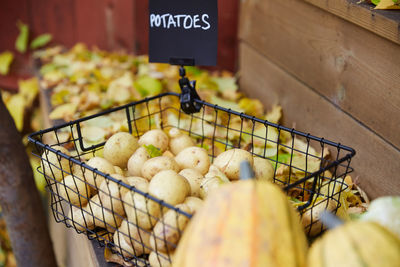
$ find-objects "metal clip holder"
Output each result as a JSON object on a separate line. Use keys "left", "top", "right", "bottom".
{"left": 178, "top": 66, "right": 202, "bottom": 114}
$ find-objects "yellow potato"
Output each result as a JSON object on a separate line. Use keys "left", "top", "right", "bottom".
{"left": 87, "top": 194, "right": 123, "bottom": 232}
{"left": 150, "top": 204, "right": 190, "bottom": 253}
{"left": 123, "top": 191, "right": 160, "bottom": 230}
{"left": 179, "top": 169, "right": 204, "bottom": 198}
{"left": 104, "top": 132, "right": 139, "bottom": 168}
{"left": 85, "top": 157, "right": 115, "bottom": 192}
{"left": 302, "top": 200, "right": 337, "bottom": 236}
{"left": 253, "top": 156, "right": 274, "bottom": 181}
{"left": 58, "top": 175, "right": 91, "bottom": 206}
{"left": 138, "top": 129, "right": 169, "bottom": 152}
{"left": 125, "top": 176, "right": 149, "bottom": 192}
{"left": 113, "top": 166, "right": 125, "bottom": 176}
{"left": 175, "top": 147, "right": 210, "bottom": 175}
{"left": 149, "top": 251, "right": 173, "bottom": 267}
{"left": 183, "top": 197, "right": 203, "bottom": 214}
{"left": 168, "top": 129, "right": 195, "bottom": 155}
{"left": 149, "top": 170, "right": 190, "bottom": 206}
{"left": 213, "top": 149, "right": 254, "bottom": 180}
{"left": 41, "top": 145, "right": 71, "bottom": 181}
{"left": 114, "top": 219, "right": 151, "bottom": 257}
{"left": 162, "top": 150, "right": 175, "bottom": 158}
{"left": 141, "top": 156, "right": 180, "bottom": 180}
{"left": 67, "top": 206, "right": 95, "bottom": 232}
{"left": 127, "top": 147, "right": 150, "bottom": 176}
{"left": 98, "top": 174, "right": 128, "bottom": 216}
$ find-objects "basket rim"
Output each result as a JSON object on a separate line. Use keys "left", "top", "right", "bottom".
{"left": 28, "top": 92, "right": 356, "bottom": 213}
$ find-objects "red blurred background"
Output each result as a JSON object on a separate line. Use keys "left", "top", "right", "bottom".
{"left": 0, "top": 0, "right": 239, "bottom": 91}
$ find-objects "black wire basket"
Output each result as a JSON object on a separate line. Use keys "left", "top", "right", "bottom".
{"left": 29, "top": 91, "right": 355, "bottom": 266}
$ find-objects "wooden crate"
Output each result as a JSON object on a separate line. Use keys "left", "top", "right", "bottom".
{"left": 239, "top": 0, "right": 400, "bottom": 199}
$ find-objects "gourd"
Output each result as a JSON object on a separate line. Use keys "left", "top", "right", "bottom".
{"left": 308, "top": 220, "right": 400, "bottom": 267}
{"left": 173, "top": 179, "right": 308, "bottom": 267}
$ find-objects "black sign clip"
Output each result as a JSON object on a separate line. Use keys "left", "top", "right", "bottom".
{"left": 179, "top": 66, "right": 202, "bottom": 114}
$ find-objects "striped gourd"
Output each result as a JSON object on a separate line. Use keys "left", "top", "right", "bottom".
{"left": 173, "top": 180, "right": 308, "bottom": 267}
{"left": 308, "top": 221, "right": 400, "bottom": 267}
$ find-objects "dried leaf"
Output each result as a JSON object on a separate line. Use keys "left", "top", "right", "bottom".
{"left": 49, "top": 103, "right": 77, "bottom": 120}
{"left": 19, "top": 77, "right": 39, "bottom": 106}
{"left": 104, "top": 247, "right": 133, "bottom": 266}
{"left": 15, "top": 21, "right": 29, "bottom": 53}
{"left": 265, "top": 105, "right": 282, "bottom": 124}
{"left": 375, "top": 0, "right": 400, "bottom": 8}
{"left": 0, "top": 51, "right": 14, "bottom": 75}
{"left": 30, "top": 34, "right": 52, "bottom": 50}
{"left": 4, "top": 94, "right": 25, "bottom": 131}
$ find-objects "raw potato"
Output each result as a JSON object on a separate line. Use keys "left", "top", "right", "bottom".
{"left": 213, "top": 149, "right": 254, "bottom": 180}
{"left": 123, "top": 191, "right": 160, "bottom": 230}
{"left": 98, "top": 174, "right": 128, "bottom": 216}
{"left": 104, "top": 132, "right": 139, "bottom": 168}
{"left": 253, "top": 156, "right": 274, "bottom": 181}
{"left": 175, "top": 147, "right": 210, "bottom": 175}
{"left": 199, "top": 176, "right": 228, "bottom": 199}
{"left": 114, "top": 166, "right": 125, "bottom": 176}
{"left": 179, "top": 169, "right": 204, "bottom": 198}
{"left": 168, "top": 128, "right": 195, "bottom": 155}
{"left": 205, "top": 165, "right": 230, "bottom": 182}
{"left": 87, "top": 195, "right": 123, "bottom": 232}
{"left": 125, "top": 176, "right": 149, "bottom": 192}
{"left": 67, "top": 206, "right": 95, "bottom": 232}
{"left": 127, "top": 147, "right": 150, "bottom": 176}
{"left": 58, "top": 175, "right": 91, "bottom": 206}
{"left": 302, "top": 200, "right": 337, "bottom": 236}
{"left": 149, "top": 251, "right": 173, "bottom": 267}
{"left": 138, "top": 129, "right": 169, "bottom": 152}
{"left": 162, "top": 150, "right": 175, "bottom": 158}
{"left": 85, "top": 157, "right": 115, "bottom": 190}
{"left": 141, "top": 156, "right": 180, "bottom": 180}
{"left": 41, "top": 145, "right": 72, "bottom": 181}
{"left": 150, "top": 204, "right": 191, "bottom": 253}
{"left": 149, "top": 170, "right": 190, "bottom": 206}
{"left": 114, "top": 219, "right": 151, "bottom": 257}
{"left": 183, "top": 197, "right": 203, "bottom": 214}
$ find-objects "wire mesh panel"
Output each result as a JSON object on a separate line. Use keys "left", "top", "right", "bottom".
{"left": 29, "top": 92, "right": 355, "bottom": 266}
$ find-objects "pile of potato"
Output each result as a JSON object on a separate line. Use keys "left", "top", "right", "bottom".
{"left": 42, "top": 128, "right": 275, "bottom": 266}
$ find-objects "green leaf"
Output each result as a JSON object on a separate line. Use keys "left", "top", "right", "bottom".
{"left": 143, "top": 144, "right": 162, "bottom": 158}
{"left": 0, "top": 51, "right": 14, "bottom": 75}
{"left": 15, "top": 21, "right": 29, "bottom": 53}
{"left": 134, "top": 75, "right": 163, "bottom": 97}
{"left": 371, "top": 0, "right": 380, "bottom": 5}
{"left": 30, "top": 34, "right": 52, "bottom": 50}
{"left": 39, "top": 63, "right": 57, "bottom": 75}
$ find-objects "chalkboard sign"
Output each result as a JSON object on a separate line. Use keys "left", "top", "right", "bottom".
{"left": 149, "top": 0, "right": 218, "bottom": 66}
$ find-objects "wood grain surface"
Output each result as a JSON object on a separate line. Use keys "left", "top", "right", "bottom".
{"left": 239, "top": 43, "right": 400, "bottom": 199}
{"left": 240, "top": 0, "right": 400, "bottom": 149}
{"left": 305, "top": 0, "right": 400, "bottom": 45}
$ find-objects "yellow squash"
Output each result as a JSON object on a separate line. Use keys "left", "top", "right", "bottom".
{"left": 308, "top": 221, "right": 400, "bottom": 267}
{"left": 173, "top": 180, "right": 308, "bottom": 267}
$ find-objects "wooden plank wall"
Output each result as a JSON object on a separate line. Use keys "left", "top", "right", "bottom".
{"left": 0, "top": 0, "right": 239, "bottom": 90}
{"left": 239, "top": 0, "right": 400, "bottom": 199}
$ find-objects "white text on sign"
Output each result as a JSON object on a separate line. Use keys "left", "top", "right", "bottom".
{"left": 150, "top": 13, "right": 211, "bottom": 30}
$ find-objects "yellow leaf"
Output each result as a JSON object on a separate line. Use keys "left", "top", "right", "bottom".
{"left": 5, "top": 94, "right": 25, "bottom": 131}
{"left": 0, "top": 51, "right": 14, "bottom": 75}
{"left": 375, "top": 0, "right": 400, "bottom": 9}
{"left": 18, "top": 77, "right": 39, "bottom": 106}
{"left": 49, "top": 103, "right": 77, "bottom": 120}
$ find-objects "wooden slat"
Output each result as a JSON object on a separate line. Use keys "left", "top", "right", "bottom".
{"left": 305, "top": 0, "right": 400, "bottom": 45}
{"left": 239, "top": 43, "right": 400, "bottom": 199}
{"left": 239, "top": 0, "right": 400, "bottom": 149}
{"left": 29, "top": 0, "right": 77, "bottom": 47}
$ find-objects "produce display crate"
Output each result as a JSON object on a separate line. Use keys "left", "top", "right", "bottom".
{"left": 28, "top": 92, "right": 355, "bottom": 266}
